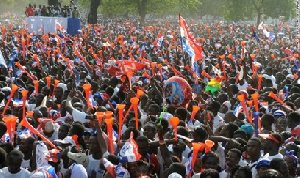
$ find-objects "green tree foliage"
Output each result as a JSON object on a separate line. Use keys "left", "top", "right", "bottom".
{"left": 224, "top": 0, "right": 296, "bottom": 26}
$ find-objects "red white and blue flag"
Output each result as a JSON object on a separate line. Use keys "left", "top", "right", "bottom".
{"left": 179, "top": 15, "right": 203, "bottom": 72}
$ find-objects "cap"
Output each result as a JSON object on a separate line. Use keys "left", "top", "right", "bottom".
{"left": 255, "top": 159, "right": 270, "bottom": 169}
{"left": 274, "top": 110, "right": 286, "bottom": 117}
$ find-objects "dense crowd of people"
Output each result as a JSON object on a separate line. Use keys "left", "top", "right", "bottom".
{"left": 0, "top": 7, "right": 299, "bottom": 178}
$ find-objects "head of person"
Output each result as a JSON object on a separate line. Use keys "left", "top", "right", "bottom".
{"left": 193, "top": 127, "right": 208, "bottom": 143}
{"left": 199, "top": 168, "right": 219, "bottom": 178}
{"left": 143, "top": 122, "right": 156, "bottom": 140}
{"left": 220, "top": 122, "right": 239, "bottom": 138}
{"left": 232, "top": 166, "right": 252, "bottom": 178}
{"left": 88, "top": 134, "right": 100, "bottom": 157}
{"left": 226, "top": 148, "right": 241, "bottom": 168}
{"left": 0, "top": 122, "right": 7, "bottom": 138}
{"left": 270, "top": 158, "right": 289, "bottom": 177}
{"left": 163, "top": 162, "right": 186, "bottom": 178}
{"left": 287, "top": 112, "right": 300, "bottom": 129}
{"left": 202, "top": 152, "right": 219, "bottom": 171}
{"left": 246, "top": 137, "right": 261, "bottom": 160}
{"left": 58, "top": 123, "right": 71, "bottom": 140}
{"left": 136, "top": 160, "right": 150, "bottom": 177}
{"left": 68, "top": 122, "right": 85, "bottom": 140}
{"left": 261, "top": 114, "right": 275, "bottom": 130}
{"left": 54, "top": 87, "right": 64, "bottom": 99}
{"left": 19, "top": 136, "right": 35, "bottom": 154}
{"left": 284, "top": 152, "right": 297, "bottom": 177}
{"left": 224, "top": 111, "right": 236, "bottom": 123}
{"left": 207, "top": 101, "right": 221, "bottom": 116}
{"left": 276, "top": 116, "right": 287, "bottom": 132}
{"left": 136, "top": 136, "right": 149, "bottom": 157}
{"left": 255, "top": 159, "right": 270, "bottom": 177}
{"left": 8, "top": 150, "right": 24, "bottom": 174}
{"left": 262, "top": 133, "right": 282, "bottom": 155}
{"left": 0, "top": 147, "right": 7, "bottom": 168}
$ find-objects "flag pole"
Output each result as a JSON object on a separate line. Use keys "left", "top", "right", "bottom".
{"left": 178, "top": 14, "right": 186, "bottom": 63}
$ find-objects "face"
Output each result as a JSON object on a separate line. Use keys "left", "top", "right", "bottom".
{"left": 8, "top": 155, "right": 22, "bottom": 174}
{"left": 88, "top": 136, "right": 100, "bottom": 155}
{"left": 54, "top": 87, "right": 63, "bottom": 99}
{"left": 226, "top": 151, "right": 240, "bottom": 167}
{"left": 58, "top": 125, "right": 69, "bottom": 139}
{"left": 276, "top": 117, "right": 287, "bottom": 132}
{"left": 247, "top": 140, "right": 261, "bottom": 158}
{"left": 143, "top": 125, "right": 155, "bottom": 140}
{"left": 137, "top": 140, "right": 148, "bottom": 156}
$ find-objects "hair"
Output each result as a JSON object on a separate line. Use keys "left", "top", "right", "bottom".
{"left": 107, "top": 155, "right": 119, "bottom": 165}
{"left": 0, "top": 122, "right": 7, "bottom": 136}
{"left": 288, "top": 112, "right": 300, "bottom": 124}
{"left": 200, "top": 168, "right": 220, "bottom": 178}
{"left": 260, "top": 169, "right": 283, "bottom": 178}
{"left": 8, "top": 150, "right": 24, "bottom": 162}
{"left": 202, "top": 152, "right": 219, "bottom": 165}
{"left": 123, "top": 127, "right": 139, "bottom": 140}
{"left": 166, "top": 163, "right": 186, "bottom": 177}
{"left": 136, "top": 160, "right": 150, "bottom": 170}
{"left": 261, "top": 114, "right": 275, "bottom": 125}
{"left": 0, "top": 142, "right": 13, "bottom": 154}
{"left": 71, "top": 122, "right": 85, "bottom": 138}
{"left": 270, "top": 158, "right": 286, "bottom": 171}
{"left": 235, "top": 166, "right": 252, "bottom": 178}
{"left": 177, "top": 126, "right": 188, "bottom": 137}
{"left": 229, "top": 148, "right": 242, "bottom": 159}
{"left": 194, "top": 127, "right": 208, "bottom": 141}
{"left": 226, "top": 123, "right": 239, "bottom": 138}
{"left": 233, "top": 129, "right": 248, "bottom": 140}
{"left": 0, "top": 147, "right": 7, "bottom": 166}
{"left": 175, "top": 108, "right": 188, "bottom": 121}
{"left": 280, "top": 131, "right": 292, "bottom": 141}
{"left": 136, "top": 136, "right": 149, "bottom": 145}
{"left": 248, "top": 137, "right": 262, "bottom": 147}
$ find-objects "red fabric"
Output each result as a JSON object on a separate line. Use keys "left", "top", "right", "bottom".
{"left": 104, "top": 60, "right": 147, "bottom": 76}
{"left": 26, "top": 7, "right": 34, "bottom": 16}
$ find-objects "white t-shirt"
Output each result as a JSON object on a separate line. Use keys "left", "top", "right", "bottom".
{"left": 72, "top": 109, "right": 88, "bottom": 124}
{"left": 21, "top": 159, "right": 31, "bottom": 170}
{"left": 86, "top": 155, "right": 105, "bottom": 178}
{"left": 213, "top": 114, "right": 224, "bottom": 132}
{"left": 0, "top": 167, "right": 31, "bottom": 178}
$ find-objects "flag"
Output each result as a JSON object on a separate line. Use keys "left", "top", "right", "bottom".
{"left": 258, "top": 22, "right": 265, "bottom": 30}
{"left": 55, "top": 19, "right": 61, "bottom": 31}
{"left": 0, "top": 51, "right": 7, "bottom": 68}
{"left": 104, "top": 60, "right": 147, "bottom": 76}
{"left": 233, "top": 104, "right": 243, "bottom": 117}
{"left": 179, "top": 15, "right": 203, "bottom": 71}
{"left": 152, "top": 31, "right": 164, "bottom": 49}
{"left": 291, "top": 125, "right": 300, "bottom": 136}
{"left": 251, "top": 26, "right": 260, "bottom": 43}
{"left": 263, "top": 29, "right": 275, "bottom": 41}
{"left": 118, "top": 132, "right": 141, "bottom": 162}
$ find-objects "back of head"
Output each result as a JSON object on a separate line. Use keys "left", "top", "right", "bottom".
{"left": 260, "top": 169, "right": 283, "bottom": 178}
{"left": 166, "top": 163, "right": 186, "bottom": 177}
{"left": 200, "top": 168, "right": 219, "bottom": 178}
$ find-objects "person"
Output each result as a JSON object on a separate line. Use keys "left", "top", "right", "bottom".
{"left": 232, "top": 166, "right": 252, "bottom": 178}
{"left": 25, "top": 4, "right": 34, "bottom": 17}
{"left": 246, "top": 137, "right": 262, "bottom": 177}
{"left": 270, "top": 158, "right": 289, "bottom": 177}
{"left": 0, "top": 150, "right": 31, "bottom": 178}
{"left": 19, "top": 136, "right": 35, "bottom": 170}
{"left": 225, "top": 148, "right": 242, "bottom": 177}
{"left": 72, "top": 6, "right": 80, "bottom": 18}
{"left": 260, "top": 133, "right": 283, "bottom": 160}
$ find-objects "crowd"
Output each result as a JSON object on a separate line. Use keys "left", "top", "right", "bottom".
{"left": 0, "top": 9, "right": 299, "bottom": 178}
{"left": 25, "top": 1, "right": 80, "bottom": 18}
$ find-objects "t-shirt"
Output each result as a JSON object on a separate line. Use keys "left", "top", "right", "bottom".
{"left": 86, "top": 155, "right": 105, "bottom": 178}
{"left": 26, "top": 7, "right": 34, "bottom": 16}
{"left": 21, "top": 159, "right": 31, "bottom": 170}
{"left": 0, "top": 167, "right": 31, "bottom": 178}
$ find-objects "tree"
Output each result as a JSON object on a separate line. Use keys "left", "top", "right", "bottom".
{"left": 224, "top": 0, "right": 296, "bottom": 26}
